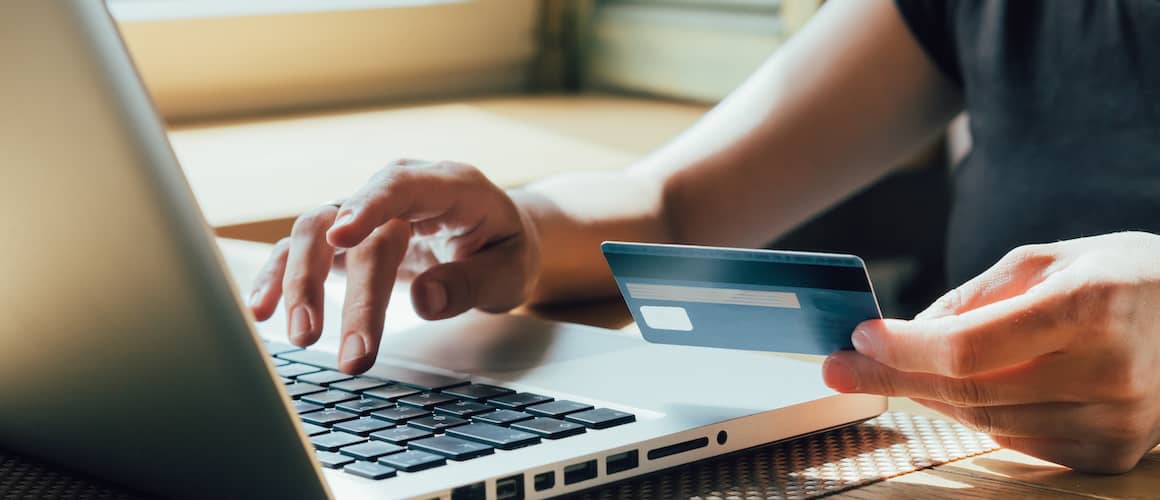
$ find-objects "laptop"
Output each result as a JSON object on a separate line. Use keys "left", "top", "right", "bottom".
{"left": 0, "top": 2, "right": 884, "bottom": 499}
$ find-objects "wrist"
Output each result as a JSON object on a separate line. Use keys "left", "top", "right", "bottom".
{"left": 507, "top": 188, "right": 547, "bottom": 304}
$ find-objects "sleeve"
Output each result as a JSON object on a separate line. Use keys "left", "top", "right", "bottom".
{"left": 893, "top": 0, "right": 963, "bottom": 86}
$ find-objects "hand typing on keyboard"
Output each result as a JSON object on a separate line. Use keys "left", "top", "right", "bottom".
{"left": 246, "top": 159, "right": 541, "bottom": 373}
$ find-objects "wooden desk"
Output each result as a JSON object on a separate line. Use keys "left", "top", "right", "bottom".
{"left": 218, "top": 238, "right": 1160, "bottom": 499}
{"left": 170, "top": 94, "right": 707, "bottom": 242}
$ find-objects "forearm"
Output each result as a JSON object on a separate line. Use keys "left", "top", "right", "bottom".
{"left": 516, "top": 0, "right": 963, "bottom": 304}
{"left": 640, "top": 0, "right": 962, "bottom": 247}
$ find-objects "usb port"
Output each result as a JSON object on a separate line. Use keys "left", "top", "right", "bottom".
{"left": 563, "top": 460, "right": 598, "bottom": 485}
{"left": 534, "top": 471, "right": 555, "bottom": 491}
{"left": 606, "top": 450, "right": 639, "bottom": 475}
{"left": 496, "top": 475, "right": 524, "bottom": 500}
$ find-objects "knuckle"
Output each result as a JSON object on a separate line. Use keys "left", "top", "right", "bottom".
{"left": 282, "top": 274, "right": 319, "bottom": 300}
{"left": 862, "top": 365, "right": 898, "bottom": 396}
{"left": 1005, "top": 243, "right": 1050, "bottom": 264}
{"left": 1097, "top": 353, "right": 1146, "bottom": 402}
{"left": 937, "top": 377, "right": 985, "bottom": 405}
{"left": 350, "top": 227, "right": 399, "bottom": 258}
{"left": 942, "top": 332, "right": 980, "bottom": 377}
{"left": 941, "top": 286, "right": 966, "bottom": 312}
{"left": 342, "top": 299, "right": 381, "bottom": 320}
{"left": 291, "top": 210, "right": 331, "bottom": 236}
{"left": 960, "top": 407, "right": 998, "bottom": 434}
{"left": 372, "top": 163, "right": 410, "bottom": 185}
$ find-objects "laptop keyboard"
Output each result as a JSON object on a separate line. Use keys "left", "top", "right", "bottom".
{"left": 261, "top": 340, "right": 636, "bottom": 482}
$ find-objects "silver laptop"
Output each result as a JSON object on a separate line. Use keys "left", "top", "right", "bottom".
{"left": 0, "top": 2, "right": 884, "bottom": 499}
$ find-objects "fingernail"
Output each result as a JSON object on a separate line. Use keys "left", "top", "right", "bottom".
{"left": 851, "top": 327, "right": 878, "bottom": 359}
{"left": 822, "top": 356, "right": 859, "bottom": 392}
{"left": 422, "top": 281, "right": 447, "bottom": 316}
{"left": 341, "top": 335, "right": 368, "bottom": 363}
{"left": 290, "top": 306, "right": 313, "bottom": 344}
{"left": 334, "top": 211, "right": 355, "bottom": 228}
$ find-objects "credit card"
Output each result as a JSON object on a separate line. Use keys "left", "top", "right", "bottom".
{"left": 602, "top": 241, "right": 882, "bottom": 355}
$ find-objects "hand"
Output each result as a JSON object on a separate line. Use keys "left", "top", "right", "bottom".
{"left": 822, "top": 231, "right": 1160, "bottom": 473}
{"left": 246, "top": 159, "right": 541, "bottom": 373}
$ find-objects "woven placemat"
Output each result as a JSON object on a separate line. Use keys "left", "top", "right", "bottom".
{"left": 0, "top": 412, "right": 998, "bottom": 500}
{"left": 568, "top": 411, "right": 1000, "bottom": 499}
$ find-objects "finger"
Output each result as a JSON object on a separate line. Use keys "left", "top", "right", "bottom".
{"left": 327, "top": 161, "right": 497, "bottom": 249}
{"left": 910, "top": 399, "right": 1086, "bottom": 438}
{"left": 249, "top": 238, "right": 290, "bottom": 321}
{"left": 823, "top": 350, "right": 1111, "bottom": 406}
{"left": 338, "top": 219, "right": 411, "bottom": 374}
{"left": 851, "top": 279, "right": 1076, "bottom": 377}
{"left": 282, "top": 206, "right": 339, "bottom": 347}
{"left": 914, "top": 244, "right": 1055, "bottom": 320}
{"left": 991, "top": 435, "right": 1139, "bottom": 474}
{"left": 410, "top": 235, "right": 530, "bottom": 320}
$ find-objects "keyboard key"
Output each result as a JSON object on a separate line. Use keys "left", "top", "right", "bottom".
{"left": 297, "top": 370, "right": 354, "bottom": 386}
{"left": 302, "top": 389, "right": 359, "bottom": 407}
{"left": 277, "top": 363, "right": 323, "bottom": 379}
{"left": 442, "top": 384, "right": 515, "bottom": 401}
{"left": 370, "top": 406, "right": 430, "bottom": 423}
{"left": 277, "top": 349, "right": 467, "bottom": 391}
{"left": 511, "top": 418, "right": 586, "bottom": 440}
{"left": 408, "top": 415, "right": 469, "bottom": 433}
{"left": 300, "top": 423, "right": 330, "bottom": 437}
{"left": 565, "top": 408, "right": 636, "bottom": 429}
{"left": 333, "top": 417, "right": 393, "bottom": 436}
{"left": 272, "top": 359, "right": 291, "bottom": 367}
{"left": 434, "top": 400, "right": 494, "bottom": 418}
{"left": 371, "top": 426, "right": 433, "bottom": 445}
{"left": 339, "top": 441, "right": 405, "bottom": 460}
{"left": 397, "top": 392, "right": 458, "bottom": 410}
{"left": 311, "top": 431, "right": 366, "bottom": 452}
{"left": 316, "top": 451, "right": 354, "bottom": 469}
{"left": 409, "top": 436, "right": 494, "bottom": 461}
{"left": 378, "top": 450, "right": 446, "bottom": 472}
{"left": 473, "top": 409, "right": 534, "bottom": 426}
{"left": 293, "top": 401, "right": 324, "bottom": 415}
{"left": 488, "top": 392, "right": 553, "bottom": 410}
{"left": 263, "top": 340, "right": 302, "bottom": 356}
{"left": 526, "top": 400, "right": 594, "bottom": 418}
{"left": 280, "top": 377, "right": 294, "bottom": 385}
{"left": 301, "top": 408, "right": 360, "bottom": 427}
{"left": 344, "top": 461, "right": 396, "bottom": 480}
{"left": 335, "top": 398, "right": 394, "bottom": 415}
{"left": 284, "top": 383, "right": 326, "bottom": 399}
{"left": 363, "top": 385, "right": 421, "bottom": 402}
{"left": 447, "top": 423, "right": 541, "bottom": 450}
{"left": 330, "top": 378, "right": 390, "bottom": 394}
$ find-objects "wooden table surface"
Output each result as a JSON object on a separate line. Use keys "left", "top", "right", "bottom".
{"left": 189, "top": 95, "right": 1159, "bottom": 498}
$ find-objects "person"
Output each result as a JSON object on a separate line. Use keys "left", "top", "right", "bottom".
{"left": 246, "top": 0, "right": 1160, "bottom": 474}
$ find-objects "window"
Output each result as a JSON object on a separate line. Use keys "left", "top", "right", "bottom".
{"left": 110, "top": 0, "right": 539, "bottom": 121}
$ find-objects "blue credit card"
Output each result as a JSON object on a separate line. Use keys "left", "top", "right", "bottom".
{"left": 602, "top": 241, "right": 882, "bottom": 355}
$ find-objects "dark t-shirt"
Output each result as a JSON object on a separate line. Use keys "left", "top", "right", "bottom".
{"left": 895, "top": 0, "right": 1160, "bottom": 286}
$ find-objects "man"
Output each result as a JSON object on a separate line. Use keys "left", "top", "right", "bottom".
{"left": 247, "top": 0, "right": 1160, "bottom": 473}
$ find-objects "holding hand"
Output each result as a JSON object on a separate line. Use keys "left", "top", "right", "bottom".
{"left": 823, "top": 232, "right": 1160, "bottom": 473}
{"left": 247, "top": 159, "right": 540, "bottom": 373}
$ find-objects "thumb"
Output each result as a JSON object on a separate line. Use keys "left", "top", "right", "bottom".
{"left": 409, "top": 237, "right": 532, "bottom": 320}
{"left": 914, "top": 245, "right": 1055, "bottom": 320}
